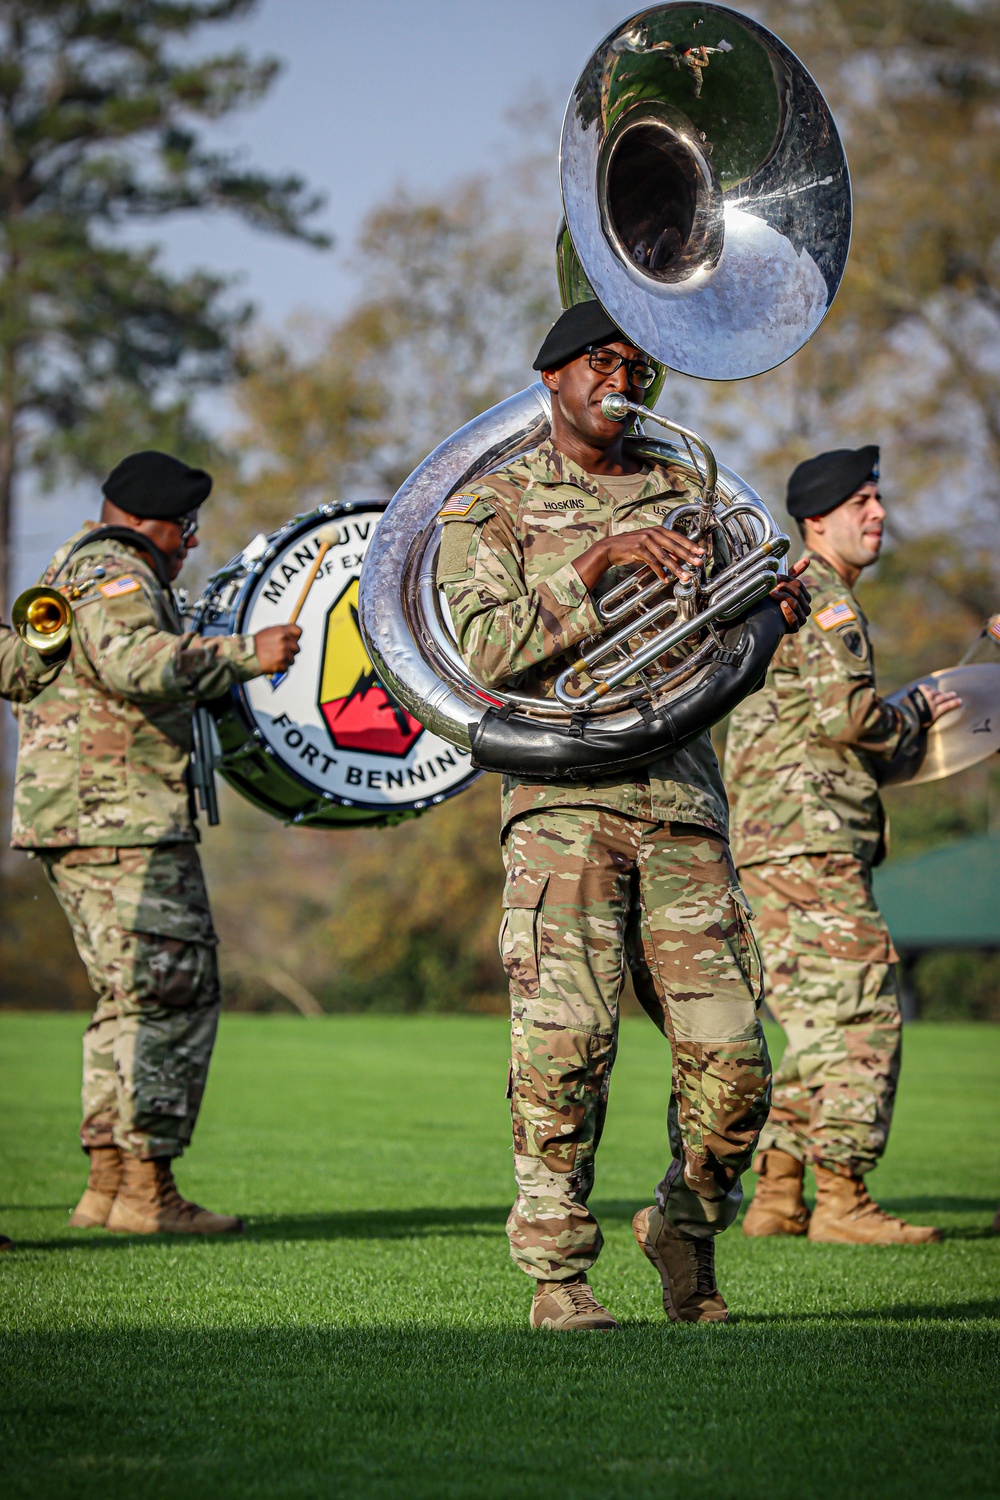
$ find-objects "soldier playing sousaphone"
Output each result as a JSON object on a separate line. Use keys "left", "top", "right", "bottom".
{"left": 438, "top": 301, "right": 811, "bottom": 1330}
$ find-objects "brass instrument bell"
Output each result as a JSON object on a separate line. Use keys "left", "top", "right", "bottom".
{"left": 12, "top": 566, "right": 106, "bottom": 655}
{"left": 12, "top": 586, "right": 74, "bottom": 655}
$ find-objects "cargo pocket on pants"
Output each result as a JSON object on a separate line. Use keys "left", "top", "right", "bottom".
{"left": 111, "top": 849, "right": 219, "bottom": 1011}
{"left": 135, "top": 1078, "right": 189, "bottom": 1120}
{"left": 499, "top": 870, "right": 548, "bottom": 1003}
{"left": 731, "top": 883, "right": 764, "bottom": 1008}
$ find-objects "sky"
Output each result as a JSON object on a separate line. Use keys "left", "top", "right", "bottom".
{"left": 149, "top": 0, "right": 633, "bottom": 328}
{"left": 16, "top": 0, "right": 636, "bottom": 588}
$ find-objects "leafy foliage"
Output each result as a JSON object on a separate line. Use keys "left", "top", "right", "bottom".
{"left": 695, "top": 0, "right": 1000, "bottom": 612}
{"left": 201, "top": 778, "right": 507, "bottom": 1017}
{"left": 0, "top": 0, "right": 329, "bottom": 612}
{"left": 212, "top": 163, "right": 555, "bottom": 560}
{"left": 2, "top": 5, "right": 998, "bottom": 1019}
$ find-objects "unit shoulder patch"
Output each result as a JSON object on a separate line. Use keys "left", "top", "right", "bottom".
{"left": 815, "top": 598, "right": 857, "bottom": 631}
{"left": 837, "top": 626, "right": 868, "bottom": 660}
{"left": 98, "top": 575, "right": 141, "bottom": 599}
{"left": 437, "top": 523, "right": 477, "bottom": 582}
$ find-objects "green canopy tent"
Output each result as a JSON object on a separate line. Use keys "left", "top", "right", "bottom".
{"left": 873, "top": 833, "right": 1000, "bottom": 1019}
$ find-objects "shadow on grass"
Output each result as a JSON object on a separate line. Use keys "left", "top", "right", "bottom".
{"left": 865, "top": 1197, "right": 999, "bottom": 1214}
{"left": 9, "top": 1204, "right": 510, "bottom": 1254}
{"left": 735, "top": 1298, "right": 1000, "bottom": 1323}
{"left": 2, "top": 1321, "right": 998, "bottom": 1500}
{"left": 9, "top": 1195, "right": 998, "bottom": 1253}
{"left": 0, "top": 1204, "right": 84, "bottom": 1213}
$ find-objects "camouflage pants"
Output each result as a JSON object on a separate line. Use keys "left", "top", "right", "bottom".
{"left": 501, "top": 808, "right": 771, "bottom": 1281}
{"left": 40, "top": 844, "right": 221, "bottom": 1160}
{"left": 740, "top": 853, "right": 901, "bottom": 1177}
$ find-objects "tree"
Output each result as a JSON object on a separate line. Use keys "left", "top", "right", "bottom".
{"left": 696, "top": 1, "right": 1000, "bottom": 1004}
{"left": 210, "top": 63, "right": 1000, "bottom": 1016}
{"left": 0, "top": 0, "right": 329, "bottom": 625}
{"left": 193, "top": 151, "right": 560, "bottom": 1014}
{"left": 215, "top": 161, "right": 555, "bottom": 555}
{"left": 692, "top": 0, "right": 1000, "bottom": 634}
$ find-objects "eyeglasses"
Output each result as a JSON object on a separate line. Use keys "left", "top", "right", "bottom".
{"left": 179, "top": 514, "right": 199, "bottom": 543}
{"left": 586, "top": 346, "right": 658, "bottom": 390}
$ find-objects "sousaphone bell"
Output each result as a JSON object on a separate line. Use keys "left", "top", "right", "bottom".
{"left": 358, "top": 4, "right": 852, "bottom": 778}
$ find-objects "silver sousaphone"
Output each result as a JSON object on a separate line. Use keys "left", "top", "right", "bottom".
{"left": 358, "top": 4, "right": 852, "bottom": 779}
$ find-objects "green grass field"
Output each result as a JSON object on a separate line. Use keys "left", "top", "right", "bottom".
{"left": 1, "top": 1014, "right": 998, "bottom": 1499}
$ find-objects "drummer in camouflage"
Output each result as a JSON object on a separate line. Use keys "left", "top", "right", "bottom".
{"left": 725, "top": 446, "right": 960, "bottom": 1245}
{"left": 438, "top": 301, "right": 811, "bottom": 1330}
{"left": 12, "top": 451, "right": 301, "bottom": 1235}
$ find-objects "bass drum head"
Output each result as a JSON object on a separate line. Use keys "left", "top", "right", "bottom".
{"left": 216, "top": 503, "right": 481, "bottom": 828}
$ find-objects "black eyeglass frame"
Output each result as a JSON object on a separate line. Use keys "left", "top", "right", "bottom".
{"left": 585, "top": 345, "right": 658, "bottom": 390}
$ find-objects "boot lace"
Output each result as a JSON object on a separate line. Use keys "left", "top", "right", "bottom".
{"left": 562, "top": 1280, "right": 602, "bottom": 1315}
{"left": 846, "top": 1180, "right": 903, "bottom": 1227}
{"left": 692, "top": 1238, "right": 718, "bottom": 1298}
{"left": 154, "top": 1162, "right": 201, "bottom": 1222}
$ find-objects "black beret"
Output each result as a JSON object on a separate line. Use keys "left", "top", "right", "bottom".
{"left": 102, "top": 450, "right": 212, "bottom": 520}
{"left": 786, "top": 446, "right": 880, "bottom": 520}
{"left": 533, "top": 300, "right": 630, "bottom": 371}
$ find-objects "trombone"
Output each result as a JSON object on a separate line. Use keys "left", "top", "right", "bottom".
{"left": 11, "top": 568, "right": 108, "bottom": 656}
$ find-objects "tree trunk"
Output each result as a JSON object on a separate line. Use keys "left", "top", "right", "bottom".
{"left": 0, "top": 343, "right": 18, "bottom": 848}
{"left": 0, "top": 375, "right": 15, "bottom": 625}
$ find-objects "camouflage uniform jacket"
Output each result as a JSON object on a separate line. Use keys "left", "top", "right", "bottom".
{"left": 725, "top": 554, "right": 925, "bottom": 869}
{"left": 0, "top": 626, "right": 66, "bottom": 702}
{"left": 960, "top": 613, "right": 1000, "bottom": 665}
{"left": 437, "top": 440, "right": 729, "bottom": 836}
{"left": 12, "top": 524, "right": 260, "bottom": 849}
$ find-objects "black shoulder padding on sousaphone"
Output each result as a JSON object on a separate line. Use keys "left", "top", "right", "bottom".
{"left": 470, "top": 600, "right": 784, "bottom": 780}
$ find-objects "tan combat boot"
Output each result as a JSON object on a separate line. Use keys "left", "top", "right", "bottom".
{"left": 0, "top": 1234, "right": 12, "bottom": 1251}
{"left": 106, "top": 1156, "right": 244, "bottom": 1235}
{"left": 808, "top": 1164, "right": 942, "bottom": 1245}
{"left": 742, "top": 1150, "right": 810, "bottom": 1238}
{"left": 69, "top": 1145, "right": 123, "bottom": 1228}
{"left": 632, "top": 1206, "right": 729, "bottom": 1323}
{"left": 530, "top": 1275, "right": 619, "bottom": 1331}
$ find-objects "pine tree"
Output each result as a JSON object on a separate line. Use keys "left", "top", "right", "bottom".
{"left": 0, "top": 0, "right": 329, "bottom": 621}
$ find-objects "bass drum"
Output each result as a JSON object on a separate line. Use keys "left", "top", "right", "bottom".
{"left": 193, "top": 502, "right": 481, "bottom": 828}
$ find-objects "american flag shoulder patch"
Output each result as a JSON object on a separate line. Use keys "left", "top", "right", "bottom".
{"left": 438, "top": 492, "right": 481, "bottom": 519}
{"left": 816, "top": 598, "right": 857, "bottom": 631}
{"left": 988, "top": 615, "right": 1000, "bottom": 642}
{"left": 98, "top": 575, "right": 141, "bottom": 599}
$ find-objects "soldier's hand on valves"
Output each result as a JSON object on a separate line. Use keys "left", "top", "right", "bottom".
{"left": 254, "top": 624, "right": 302, "bottom": 674}
{"left": 769, "top": 556, "right": 811, "bottom": 633}
{"left": 573, "top": 526, "right": 706, "bottom": 591}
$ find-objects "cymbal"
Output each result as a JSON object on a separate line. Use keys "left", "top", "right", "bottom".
{"left": 885, "top": 664, "right": 1000, "bottom": 785}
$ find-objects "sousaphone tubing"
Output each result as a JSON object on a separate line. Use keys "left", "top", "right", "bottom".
{"left": 359, "top": 4, "right": 852, "bottom": 779}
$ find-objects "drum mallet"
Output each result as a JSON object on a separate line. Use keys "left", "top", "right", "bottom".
{"left": 269, "top": 522, "right": 341, "bottom": 688}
